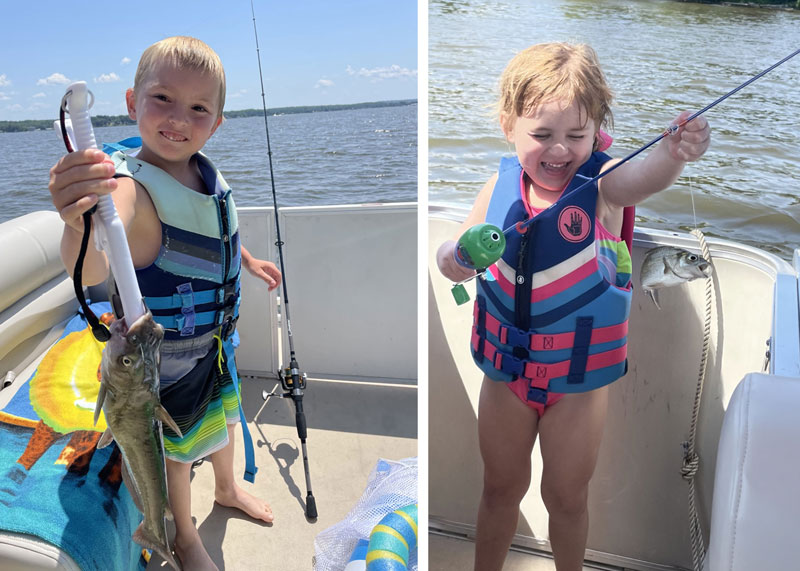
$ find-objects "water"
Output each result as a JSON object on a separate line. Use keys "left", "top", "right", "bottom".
{"left": 0, "top": 103, "right": 417, "bottom": 220}
{"left": 430, "top": 0, "right": 800, "bottom": 259}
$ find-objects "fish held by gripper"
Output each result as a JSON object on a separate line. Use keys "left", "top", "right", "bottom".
{"left": 94, "top": 311, "right": 182, "bottom": 571}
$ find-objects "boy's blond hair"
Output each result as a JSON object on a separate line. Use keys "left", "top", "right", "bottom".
{"left": 134, "top": 36, "right": 226, "bottom": 118}
{"left": 497, "top": 42, "right": 613, "bottom": 136}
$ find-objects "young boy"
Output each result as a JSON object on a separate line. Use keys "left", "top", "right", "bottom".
{"left": 49, "top": 36, "right": 279, "bottom": 570}
{"left": 437, "top": 43, "right": 710, "bottom": 570}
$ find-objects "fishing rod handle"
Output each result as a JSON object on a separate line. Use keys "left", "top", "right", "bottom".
{"left": 66, "top": 81, "right": 145, "bottom": 323}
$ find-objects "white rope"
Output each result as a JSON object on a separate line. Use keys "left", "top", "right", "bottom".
{"left": 682, "top": 228, "right": 714, "bottom": 571}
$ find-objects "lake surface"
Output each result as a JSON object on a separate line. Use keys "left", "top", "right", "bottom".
{"left": 429, "top": 0, "right": 800, "bottom": 259}
{"left": 0, "top": 103, "right": 417, "bottom": 220}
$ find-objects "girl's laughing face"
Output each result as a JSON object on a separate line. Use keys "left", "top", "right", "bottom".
{"left": 503, "top": 99, "right": 597, "bottom": 195}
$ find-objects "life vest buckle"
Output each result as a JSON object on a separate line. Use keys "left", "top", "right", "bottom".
{"left": 217, "top": 281, "right": 239, "bottom": 306}
{"left": 499, "top": 324, "right": 529, "bottom": 348}
{"left": 526, "top": 386, "right": 548, "bottom": 404}
{"left": 220, "top": 314, "right": 239, "bottom": 340}
{"left": 493, "top": 351, "right": 524, "bottom": 376}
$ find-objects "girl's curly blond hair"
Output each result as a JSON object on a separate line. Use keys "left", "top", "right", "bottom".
{"left": 496, "top": 42, "right": 613, "bottom": 135}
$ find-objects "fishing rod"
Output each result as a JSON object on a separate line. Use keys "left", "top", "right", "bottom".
{"left": 250, "top": 0, "right": 317, "bottom": 519}
{"left": 451, "top": 46, "right": 800, "bottom": 292}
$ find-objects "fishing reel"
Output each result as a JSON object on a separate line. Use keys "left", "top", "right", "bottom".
{"left": 450, "top": 223, "right": 506, "bottom": 305}
{"left": 279, "top": 361, "right": 307, "bottom": 392}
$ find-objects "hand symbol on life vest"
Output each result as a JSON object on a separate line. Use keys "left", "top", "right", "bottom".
{"left": 564, "top": 211, "right": 584, "bottom": 237}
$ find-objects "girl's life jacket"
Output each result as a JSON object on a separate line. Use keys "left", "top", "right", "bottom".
{"left": 472, "top": 153, "right": 633, "bottom": 400}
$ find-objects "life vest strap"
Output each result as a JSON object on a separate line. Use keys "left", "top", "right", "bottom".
{"left": 476, "top": 304, "right": 628, "bottom": 351}
{"left": 145, "top": 280, "right": 240, "bottom": 310}
{"left": 568, "top": 316, "right": 594, "bottom": 385}
{"left": 152, "top": 300, "right": 239, "bottom": 335}
{"left": 474, "top": 296, "right": 487, "bottom": 364}
{"left": 471, "top": 333, "right": 627, "bottom": 383}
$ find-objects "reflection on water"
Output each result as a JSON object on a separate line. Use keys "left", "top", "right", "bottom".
{"left": 430, "top": 0, "right": 800, "bottom": 259}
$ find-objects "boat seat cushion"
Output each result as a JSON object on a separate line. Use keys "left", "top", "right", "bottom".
{"left": 0, "top": 212, "right": 78, "bottom": 380}
{"left": 706, "top": 372, "right": 800, "bottom": 570}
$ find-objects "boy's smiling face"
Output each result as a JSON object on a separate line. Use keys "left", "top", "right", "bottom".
{"left": 503, "top": 99, "right": 597, "bottom": 195}
{"left": 126, "top": 61, "right": 222, "bottom": 174}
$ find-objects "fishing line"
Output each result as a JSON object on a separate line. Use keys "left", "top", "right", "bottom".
{"left": 250, "top": 0, "right": 317, "bottom": 519}
{"left": 508, "top": 46, "right": 800, "bottom": 237}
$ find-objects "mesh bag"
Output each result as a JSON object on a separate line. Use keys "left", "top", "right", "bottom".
{"left": 314, "top": 457, "right": 418, "bottom": 571}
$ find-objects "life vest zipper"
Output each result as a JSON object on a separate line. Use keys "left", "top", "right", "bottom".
{"left": 515, "top": 228, "right": 532, "bottom": 332}
{"left": 218, "top": 194, "right": 231, "bottom": 281}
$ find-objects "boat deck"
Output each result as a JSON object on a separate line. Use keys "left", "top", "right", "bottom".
{"left": 429, "top": 533, "right": 607, "bottom": 571}
{"left": 144, "top": 374, "right": 417, "bottom": 570}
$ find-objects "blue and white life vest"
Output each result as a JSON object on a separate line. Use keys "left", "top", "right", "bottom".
{"left": 105, "top": 138, "right": 240, "bottom": 342}
{"left": 472, "top": 153, "right": 633, "bottom": 397}
{"left": 104, "top": 137, "right": 258, "bottom": 482}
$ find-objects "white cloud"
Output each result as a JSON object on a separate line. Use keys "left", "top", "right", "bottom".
{"left": 346, "top": 64, "right": 417, "bottom": 80}
{"left": 37, "top": 73, "right": 71, "bottom": 86}
{"left": 315, "top": 79, "right": 334, "bottom": 89}
{"left": 7, "top": 103, "right": 23, "bottom": 111}
{"left": 33, "top": 92, "right": 46, "bottom": 98}
{"left": 94, "top": 72, "right": 120, "bottom": 83}
{"left": 0, "top": 92, "right": 10, "bottom": 101}
{"left": 121, "top": 57, "right": 132, "bottom": 65}
{"left": 0, "top": 74, "right": 10, "bottom": 87}
{"left": 229, "top": 89, "right": 247, "bottom": 99}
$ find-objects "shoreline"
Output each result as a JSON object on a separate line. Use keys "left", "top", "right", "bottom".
{"left": 0, "top": 98, "right": 417, "bottom": 134}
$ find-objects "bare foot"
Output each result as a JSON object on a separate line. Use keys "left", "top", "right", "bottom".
{"left": 173, "top": 534, "right": 218, "bottom": 571}
{"left": 215, "top": 484, "right": 274, "bottom": 523}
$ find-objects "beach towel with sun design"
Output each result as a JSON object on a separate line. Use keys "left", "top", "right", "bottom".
{"left": 0, "top": 302, "right": 146, "bottom": 571}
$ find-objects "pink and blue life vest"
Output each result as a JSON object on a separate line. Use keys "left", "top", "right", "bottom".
{"left": 105, "top": 138, "right": 241, "bottom": 342}
{"left": 472, "top": 153, "right": 633, "bottom": 399}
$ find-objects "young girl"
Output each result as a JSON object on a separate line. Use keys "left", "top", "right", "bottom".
{"left": 436, "top": 42, "right": 710, "bottom": 571}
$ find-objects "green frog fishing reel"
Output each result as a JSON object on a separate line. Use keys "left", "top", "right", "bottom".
{"left": 451, "top": 223, "right": 506, "bottom": 305}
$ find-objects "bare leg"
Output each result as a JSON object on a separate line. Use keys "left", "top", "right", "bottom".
{"left": 211, "top": 424, "right": 274, "bottom": 523}
{"left": 538, "top": 387, "right": 609, "bottom": 571}
{"left": 474, "top": 378, "right": 540, "bottom": 571}
{"left": 166, "top": 458, "right": 218, "bottom": 571}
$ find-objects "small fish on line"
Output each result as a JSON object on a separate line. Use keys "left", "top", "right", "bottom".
{"left": 94, "top": 311, "right": 182, "bottom": 571}
{"left": 640, "top": 246, "right": 712, "bottom": 309}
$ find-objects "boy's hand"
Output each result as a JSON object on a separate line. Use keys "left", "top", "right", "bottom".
{"left": 666, "top": 111, "right": 711, "bottom": 162}
{"left": 244, "top": 257, "right": 282, "bottom": 291}
{"left": 437, "top": 240, "right": 477, "bottom": 283}
{"left": 49, "top": 149, "right": 117, "bottom": 232}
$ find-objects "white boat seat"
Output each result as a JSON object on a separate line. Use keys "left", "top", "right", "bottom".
{"left": 0, "top": 212, "right": 77, "bottom": 390}
{"left": 706, "top": 372, "right": 800, "bottom": 570}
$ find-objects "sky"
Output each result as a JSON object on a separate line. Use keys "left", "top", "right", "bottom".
{"left": 0, "top": 0, "right": 418, "bottom": 121}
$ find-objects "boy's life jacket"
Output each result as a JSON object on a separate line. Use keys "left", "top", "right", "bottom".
{"left": 103, "top": 138, "right": 241, "bottom": 343}
{"left": 103, "top": 137, "right": 257, "bottom": 482}
{"left": 472, "top": 153, "right": 633, "bottom": 398}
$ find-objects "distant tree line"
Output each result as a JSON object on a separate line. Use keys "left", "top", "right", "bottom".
{"left": 0, "top": 99, "right": 417, "bottom": 134}
{"left": 679, "top": 0, "right": 798, "bottom": 6}
{"left": 225, "top": 99, "right": 417, "bottom": 119}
